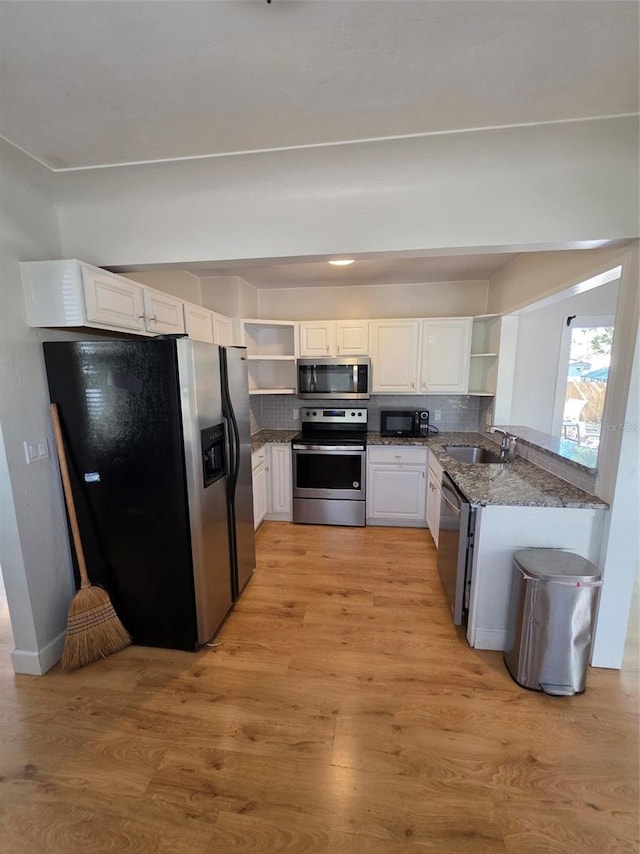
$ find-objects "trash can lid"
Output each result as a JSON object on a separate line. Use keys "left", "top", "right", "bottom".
{"left": 513, "top": 549, "right": 601, "bottom": 582}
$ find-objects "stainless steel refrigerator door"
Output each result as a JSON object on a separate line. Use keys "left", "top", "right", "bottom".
{"left": 222, "top": 347, "right": 256, "bottom": 598}
{"left": 177, "top": 339, "right": 233, "bottom": 643}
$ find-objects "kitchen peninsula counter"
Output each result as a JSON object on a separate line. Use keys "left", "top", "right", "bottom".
{"left": 367, "top": 431, "right": 607, "bottom": 510}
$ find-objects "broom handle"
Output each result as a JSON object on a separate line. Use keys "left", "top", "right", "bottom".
{"left": 50, "top": 403, "right": 91, "bottom": 589}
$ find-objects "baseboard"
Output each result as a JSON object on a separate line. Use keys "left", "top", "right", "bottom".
{"left": 471, "top": 627, "right": 508, "bottom": 651}
{"left": 264, "top": 512, "right": 293, "bottom": 522}
{"left": 11, "top": 631, "right": 65, "bottom": 675}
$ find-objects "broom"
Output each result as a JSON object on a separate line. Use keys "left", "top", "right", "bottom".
{"left": 50, "top": 403, "right": 131, "bottom": 671}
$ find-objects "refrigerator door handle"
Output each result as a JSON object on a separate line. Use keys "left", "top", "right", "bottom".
{"left": 222, "top": 416, "right": 233, "bottom": 480}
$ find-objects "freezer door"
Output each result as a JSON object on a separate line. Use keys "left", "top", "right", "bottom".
{"left": 177, "top": 339, "right": 233, "bottom": 643}
{"left": 44, "top": 339, "right": 201, "bottom": 650}
{"left": 221, "top": 346, "right": 256, "bottom": 599}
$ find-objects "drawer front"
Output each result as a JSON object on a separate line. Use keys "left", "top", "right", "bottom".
{"left": 252, "top": 448, "right": 267, "bottom": 471}
{"left": 368, "top": 446, "right": 428, "bottom": 466}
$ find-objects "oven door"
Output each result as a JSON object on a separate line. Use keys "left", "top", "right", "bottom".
{"left": 292, "top": 446, "right": 366, "bottom": 500}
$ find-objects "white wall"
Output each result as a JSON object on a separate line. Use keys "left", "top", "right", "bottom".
{"left": 125, "top": 269, "right": 202, "bottom": 304}
{"left": 487, "top": 245, "right": 632, "bottom": 315}
{"left": 510, "top": 279, "right": 619, "bottom": 434}
{"left": 200, "top": 276, "right": 259, "bottom": 318}
{"left": 0, "top": 139, "right": 99, "bottom": 674}
{"left": 53, "top": 118, "right": 639, "bottom": 267}
{"left": 257, "top": 280, "right": 488, "bottom": 320}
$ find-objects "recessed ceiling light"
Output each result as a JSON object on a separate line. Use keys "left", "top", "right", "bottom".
{"left": 328, "top": 259, "right": 355, "bottom": 266}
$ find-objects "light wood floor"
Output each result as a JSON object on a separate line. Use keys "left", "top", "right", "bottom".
{"left": 0, "top": 523, "right": 638, "bottom": 853}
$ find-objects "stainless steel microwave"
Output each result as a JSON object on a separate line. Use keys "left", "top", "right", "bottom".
{"left": 297, "top": 357, "right": 371, "bottom": 399}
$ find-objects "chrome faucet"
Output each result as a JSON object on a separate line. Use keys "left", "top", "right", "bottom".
{"left": 489, "top": 427, "right": 517, "bottom": 462}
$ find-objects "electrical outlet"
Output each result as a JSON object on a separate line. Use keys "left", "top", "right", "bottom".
{"left": 292, "top": 408, "right": 299, "bottom": 420}
{"left": 486, "top": 411, "right": 493, "bottom": 426}
{"left": 24, "top": 438, "right": 50, "bottom": 464}
{"left": 433, "top": 410, "right": 441, "bottom": 422}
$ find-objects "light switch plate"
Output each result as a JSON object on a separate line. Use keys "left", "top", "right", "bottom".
{"left": 24, "top": 438, "right": 50, "bottom": 464}
{"left": 433, "top": 410, "right": 442, "bottom": 422}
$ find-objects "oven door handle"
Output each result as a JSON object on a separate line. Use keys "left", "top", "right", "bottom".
{"left": 292, "top": 444, "right": 365, "bottom": 452}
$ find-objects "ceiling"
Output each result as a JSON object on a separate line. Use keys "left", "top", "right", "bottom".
{"left": 186, "top": 251, "right": 521, "bottom": 289}
{"left": 0, "top": 1, "right": 637, "bottom": 172}
{"left": 1, "top": 1, "right": 636, "bottom": 288}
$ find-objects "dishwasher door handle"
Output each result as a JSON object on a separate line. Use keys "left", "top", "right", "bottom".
{"left": 441, "top": 487, "right": 462, "bottom": 516}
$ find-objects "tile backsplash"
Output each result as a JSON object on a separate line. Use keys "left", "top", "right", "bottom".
{"left": 251, "top": 394, "right": 485, "bottom": 433}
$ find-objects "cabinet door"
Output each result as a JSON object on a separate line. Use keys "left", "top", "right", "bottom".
{"left": 269, "top": 444, "right": 292, "bottom": 514}
{"left": 420, "top": 318, "right": 472, "bottom": 393}
{"left": 370, "top": 320, "right": 420, "bottom": 393}
{"left": 367, "top": 464, "right": 427, "bottom": 521}
{"left": 143, "top": 289, "right": 186, "bottom": 335}
{"left": 335, "top": 321, "right": 369, "bottom": 355}
{"left": 299, "top": 322, "right": 336, "bottom": 357}
{"left": 184, "top": 303, "right": 214, "bottom": 343}
{"left": 252, "top": 463, "right": 267, "bottom": 529}
{"left": 213, "top": 313, "right": 234, "bottom": 346}
{"left": 426, "top": 468, "right": 441, "bottom": 548}
{"left": 82, "top": 267, "right": 146, "bottom": 332}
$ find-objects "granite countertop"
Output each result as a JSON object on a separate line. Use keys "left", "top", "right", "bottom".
{"left": 369, "top": 431, "right": 607, "bottom": 510}
{"left": 251, "top": 429, "right": 298, "bottom": 452}
{"left": 251, "top": 428, "right": 607, "bottom": 510}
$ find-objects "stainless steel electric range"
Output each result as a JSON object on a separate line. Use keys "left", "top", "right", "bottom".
{"left": 291, "top": 407, "right": 368, "bottom": 527}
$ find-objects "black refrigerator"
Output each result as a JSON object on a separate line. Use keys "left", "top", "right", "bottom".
{"left": 43, "top": 338, "right": 256, "bottom": 651}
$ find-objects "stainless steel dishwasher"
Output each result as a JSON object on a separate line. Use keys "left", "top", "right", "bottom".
{"left": 437, "top": 472, "right": 476, "bottom": 625}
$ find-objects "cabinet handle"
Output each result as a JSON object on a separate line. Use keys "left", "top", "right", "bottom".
{"left": 326, "top": 346, "right": 329, "bottom": 353}
{"left": 422, "top": 471, "right": 425, "bottom": 479}
{"left": 149, "top": 315, "right": 158, "bottom": 323}
{"left": 411, "top": 383, "right": 415, "bottom": 389}
{"left": 394, "top": 455, "right": 401, "bottom": 459}
{"left": 137, "top": 314, "right": 145, "bottom": 320}
{"left": 337, "top": 344, "right": 340, "bottom": 354}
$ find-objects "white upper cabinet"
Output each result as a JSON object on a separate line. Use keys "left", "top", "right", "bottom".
{"left": 299, "top": 321, "right": 336, "bottom": 357}
{"left": 141, "top": 288, "right": 186, "bottom": 335}
{"left": 213, "top": 312, "right": 234, "bottom": 346}
{"left": 240, "top": 319, "right": 298, "bottom": 395}
{"left": 299, "top": 320, "right": 369, "bottom": 356}
{"left": 184, "top": 303, "right": 214, "bottom": 343}
{"left": 369, "top": 319, "right": 421, "bottom": 393}
{"left": 335, "top": 320, "right": 369, "bottom": 355}
{"left": 82, "top": 266, "right": 147, "bottom": 332}
{"left": 419, "top": 318, "right": 472, "bottom": 393}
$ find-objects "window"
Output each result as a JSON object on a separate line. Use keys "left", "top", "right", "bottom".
{"left": 553, "top": 315, "right": 614, "bottom": 451}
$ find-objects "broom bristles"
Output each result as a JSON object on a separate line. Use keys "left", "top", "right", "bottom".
{"left": 61, "top": 584, "right": 131, "bottom": 672}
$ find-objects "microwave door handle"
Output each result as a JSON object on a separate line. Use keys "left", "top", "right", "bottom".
{"left": 414, "top": 412, "right": 419, "bottom": 434}
{"left": 311, "top": 366, "right": 316, "bottom": 392}
{"left": 353, "top": 364, "right": 358, "bottom": 393}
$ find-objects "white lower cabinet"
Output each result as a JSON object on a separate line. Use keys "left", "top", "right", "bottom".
{"left": 426, "top": 451, "right": 443, "bottom": 547}
{"left": 251, "top": 443, "right": 293, "bottom": 528}
{"left": 251, "top": 447, "right": 268, "bottom": 530}
{"left": 366, "top": 446, "right": 428, "bottom": 527}
{"left": 267, "top": 443, "right": 293, "bottom": 520}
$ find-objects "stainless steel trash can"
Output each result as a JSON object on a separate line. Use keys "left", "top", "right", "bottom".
{"left": 504, "top": 549, "right": 603, "bottom": 696}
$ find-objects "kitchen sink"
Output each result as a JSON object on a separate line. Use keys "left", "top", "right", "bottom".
{"left": 444, "top": 445, "right": 503, "bottom": 464}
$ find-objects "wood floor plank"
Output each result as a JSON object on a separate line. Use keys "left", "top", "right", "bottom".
{"left": 0, "top": 520, "right": 637, "bottom": 853}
